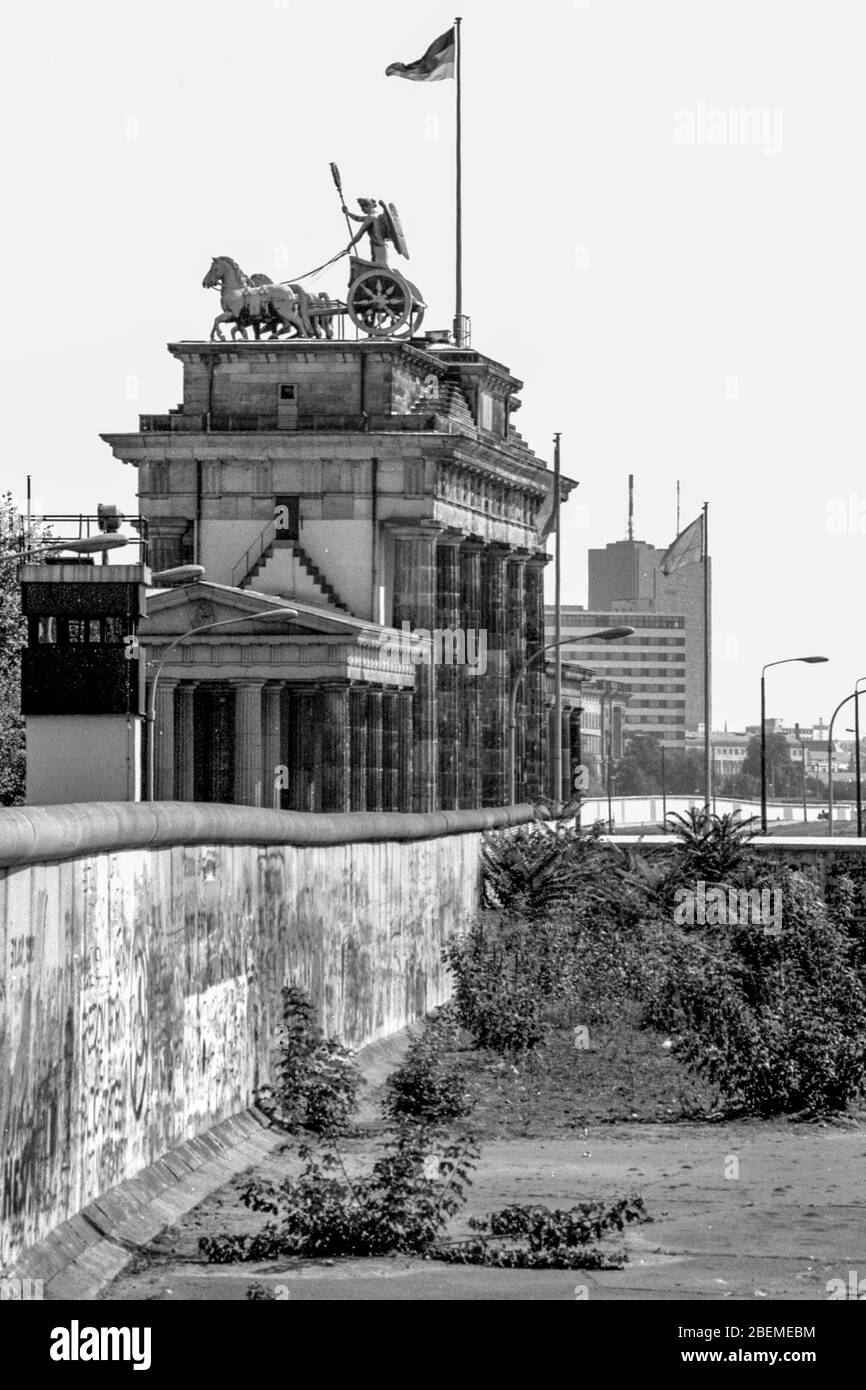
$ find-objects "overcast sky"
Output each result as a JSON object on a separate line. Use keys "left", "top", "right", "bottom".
{"left": 2, "top": 0, "right": 864, "bottom": 730}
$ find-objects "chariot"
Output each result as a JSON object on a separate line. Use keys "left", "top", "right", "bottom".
{"left": 345, "top": 256, "right": 426, "bottom": 339}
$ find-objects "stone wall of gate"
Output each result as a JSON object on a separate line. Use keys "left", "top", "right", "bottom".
{"left": 0, "top": 802, "right": 536, "bottom": 1268}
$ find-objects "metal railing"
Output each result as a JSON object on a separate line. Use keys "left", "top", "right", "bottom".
{"left": 10, "top": 514, "right": 149, "bottom": 566}
{"left": 231, "top": 518, "right": 276, "bottom": 589}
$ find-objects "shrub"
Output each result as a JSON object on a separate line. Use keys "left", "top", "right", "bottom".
{"left": 444, "top": 914, "right": 549, "bottom": 1052}
{"left": 437, "top": 1195, "right": 650, "bottom": 1269}
{"left": 480, "top": 819, "right": 586, "bottom": 920}
{"left": 383, "top": 1009, "right": 473, "bottom": 1124}
{"left": 661, "top": 808, "right": 759, "bottom": 894}
{"left": 256, "top": 985, "right": 362, "bottom": 1138}
{"left": 200, "top": 1123, "right": 480, "bottom": 1262}
{"left": 648, "top": 871, "right": 866, "bottom": 1114}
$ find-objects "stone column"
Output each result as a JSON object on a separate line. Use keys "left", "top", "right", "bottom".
{"left": 459, "top": 540, "right": 484, "bottom": 808}
{"left": 436, "top": 532, "right": 464, "bottom": 809}
{"left": 175, "top": 682, "right": 197, "bottom": 802}
{"left": 396, "top": 689, "right": 414, "bottom": 812}
{"left": 547, "top": 703, "right": 558, "bottom": 800}
{"left": 507, "top": 553, "right": 528, "bottom": 802}
{"left": 569, "top": 707, "right": 582, "bottom": 792}
{"left": 390, "top": 523, "right": 441, "bottom": 811}
{"left": 318, "top": 682, "right": 351, "bottom": 813}
{"left": 479, "top": 545, "right": 511, "bottom": 805}
{"left": 349, "top": 686, "right": 368, "bottom": 812}
{"left": 561, "top": 705, "right": 573, "bottom": 804}
{"left": 262, "top": 683, "right": 283, "bottom": 811}
{"left": 233, "top": 680, "right": 264, "bottom": 807}
{"left": 525, "top": 556, "right": 549, "bottom": 802}
{"left": 366, "top": 688, "right": 383, "bottom": 812}
{"left": 289, "top": 687, "right": 317, "bottom": 811}
{"left": 154, "top": 677, "right": 178, "bottom": 801}
{"left": 381, "top": 690, "right": 399, "bottom": 811}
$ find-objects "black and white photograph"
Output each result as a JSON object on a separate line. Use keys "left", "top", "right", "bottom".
{"left": 0, "top": 0, "right": 863, "bottom": 1358}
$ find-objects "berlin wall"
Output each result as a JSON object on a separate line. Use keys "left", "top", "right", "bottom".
{"left": 0, "top": 801, "right": 536, "bottom": 1269}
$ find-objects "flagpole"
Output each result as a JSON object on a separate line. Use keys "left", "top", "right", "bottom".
{"left": 553, "top": 432, "right": 562, "bottom": 804}
{"left": 702, "top": 500, "right": 711, "bottom": 808}
{"left": 454, "top": 16, "right": 464, "bottom": 346}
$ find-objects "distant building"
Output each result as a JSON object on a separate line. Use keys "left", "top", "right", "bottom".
{"left": 546, "top": 606, "right": 687, "bottom": 746}
{"left": 710, "top": 731, "right": 749, "bottom": 780}
{"left": 587, "top": 536, "right": 709, "bottom": 733}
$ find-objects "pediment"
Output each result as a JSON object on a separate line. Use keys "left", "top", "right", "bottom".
{"left": 141, "top": 581, "right": 363, "bottom": 639}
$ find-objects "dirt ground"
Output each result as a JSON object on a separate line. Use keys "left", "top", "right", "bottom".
{"left": 101, "top": 1032, "right": 866, "bottom": 1302}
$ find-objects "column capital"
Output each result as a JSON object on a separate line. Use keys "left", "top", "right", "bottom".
{"left": 230, "top": 677, "right": 266, "bottom": 689}
{"left": 437, "top": 529, "right": 468, "bottom": 548}
{"left": 387, "top": 520, "right": 444, "bottom": 540}
{"left": 526, "top": 551, "right": 552, "bottom": 571}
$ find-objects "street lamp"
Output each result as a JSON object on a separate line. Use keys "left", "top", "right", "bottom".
{"left": 145, "top": 606, "right": 299, "bottom": 802}
{"left": 794, "top": 722, "right": 808, "bottom": 825}
{"left": 826, "top": 679, "right": 866, "bottom": 837}
{"left": 508, "top": 627, "right": 634, "bottom": 805}
{"left": 855, "top": 677, "right": 866, "bottom": 836}
{"left": 760, "top": 656, "right": 828, "bottom": 834}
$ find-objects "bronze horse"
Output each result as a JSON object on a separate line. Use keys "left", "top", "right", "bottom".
{"left": 202, "top": 257, "right": 341, "bottom": 341}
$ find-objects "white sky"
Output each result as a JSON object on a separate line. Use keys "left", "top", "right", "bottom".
{"left": 2, "top": 0, "right": 864, "bottom": 730}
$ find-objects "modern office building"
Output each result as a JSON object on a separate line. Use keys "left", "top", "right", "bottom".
{"left": 587, "top": 536, "right": 709, "bottom": 733}
{"left": 546, "top": 606, "right": 687, "bottom": 746}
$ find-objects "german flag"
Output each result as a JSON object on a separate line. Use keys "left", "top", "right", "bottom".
{"left": 386, "top": 27, "right": 455, "bottom": 82}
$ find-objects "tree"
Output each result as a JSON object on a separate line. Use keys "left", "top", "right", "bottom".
{"left": 615, "top": 734, "right": 662, "bottom": 795}
{"left": 614, "top": 733, "right": 703, "bottom": 797}
{"left": 0, "top": 493, "right": 26, "bottom": 804}
{"left": 741, "top": 731, "right": 799, "bottom": 799}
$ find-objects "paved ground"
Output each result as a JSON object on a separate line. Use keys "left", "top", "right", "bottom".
{"left": 102, "top": 1118, "right": 866, "bottom": 1302}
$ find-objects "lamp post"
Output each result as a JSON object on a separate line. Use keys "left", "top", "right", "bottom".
{"left": 760, "top": 656, "right": 828, "bottom": 834}
{"left": 604, "top": 684, "right": 614, "bottom": 832}
{"left": 794, "top": 722, "right": 808, "bottom": 825}
{"left": 826, "top": 679, "right": 866, "bottom": 836}
{"left": 145, "top": 606, "right": 298, "bottom": 802}
{"left": 824, "top": 689, "right": 866, "bottom": 836}
{"left": 855, "top": 677, "right": 866, "bottom": 836}
{"left": 507, "top": 626, "right": 634, "bottom": 806}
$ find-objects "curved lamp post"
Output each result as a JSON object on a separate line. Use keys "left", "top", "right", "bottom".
{"left": 760, "top": 656, "right": 828, "bottom": 834}
{"left": 827, "top": 678, "right": 866, "bottom": 836}
{"left": 855, "top": 677, "right": 866, "bottom": 836}
{"left": 145, "top": 606, "right": 298, "bottom": 802}
{"left": 508, "top": 627, "right": 635, "bottom": 806}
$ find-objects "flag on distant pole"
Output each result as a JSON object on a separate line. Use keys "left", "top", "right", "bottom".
{"left": 386, "top": 27, "right": 456, "bottom": 81}
{"left": 661, "top": 508, "right": 711, "bottom": 806}
{"left": 386, "top": 21, "right": 465, "bottom": 346}
{"left": 660, "top": 513, "right": 703, "bottom": 575}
